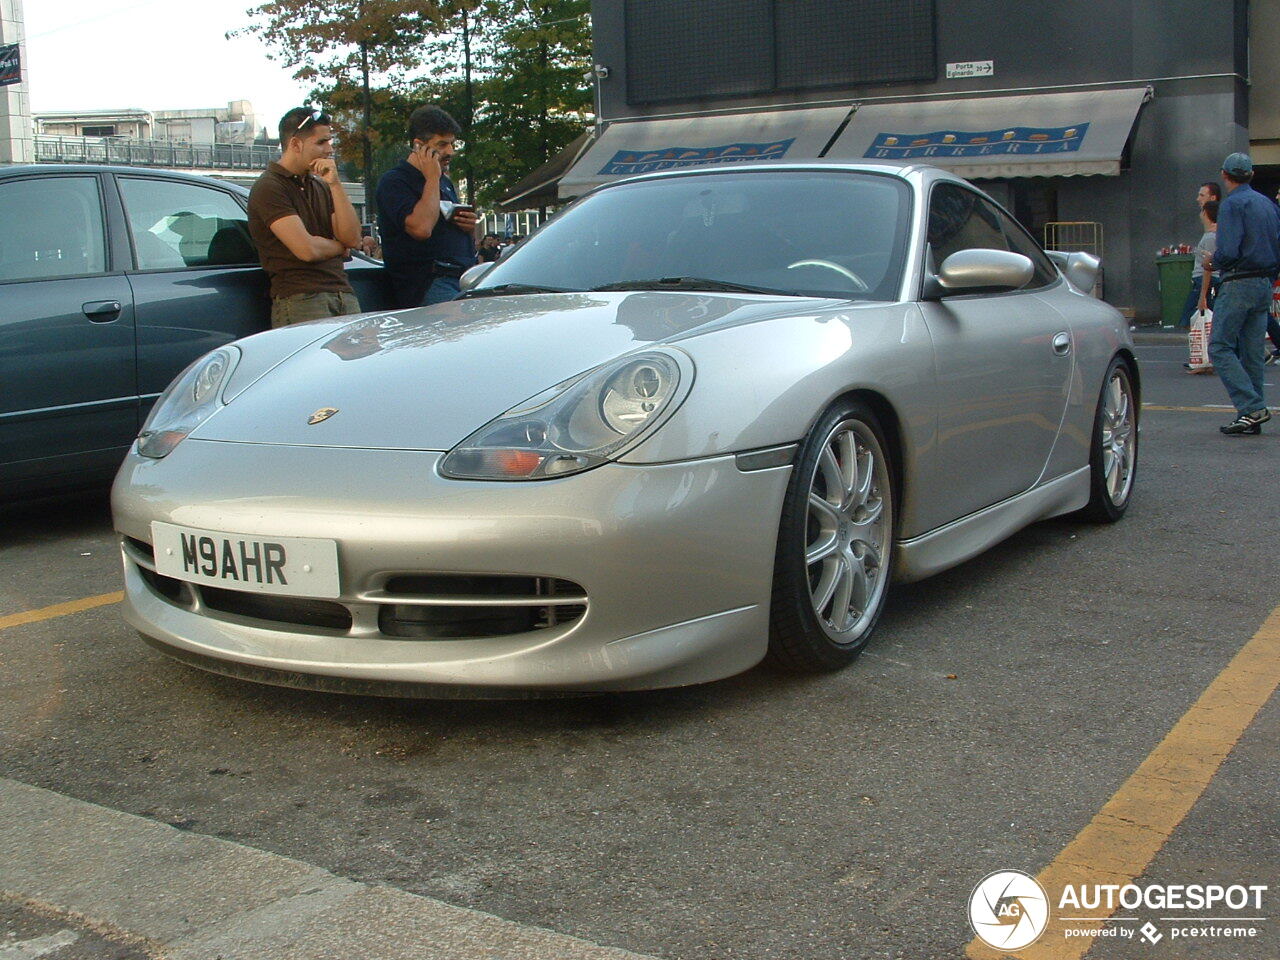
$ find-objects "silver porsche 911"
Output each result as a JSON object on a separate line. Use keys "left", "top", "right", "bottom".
{"left": 111, "top": 161, "right": 1138, "bottom": 696}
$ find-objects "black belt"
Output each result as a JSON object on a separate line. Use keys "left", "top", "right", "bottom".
{"left": 1219, "top": 270, "right": 1274, "bottom": 284}
{"left": 431, "top": 259, "right": 468, "bottom": 278}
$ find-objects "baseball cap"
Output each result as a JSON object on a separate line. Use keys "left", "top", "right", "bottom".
{"left": 1222, "top": 152, "right": 1253, "bottom": 177}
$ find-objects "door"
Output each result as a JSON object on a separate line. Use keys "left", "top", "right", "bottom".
{"left": 917, "top": 183, "right": 1073, "bottom": 521}
{"left": 114, "top": 175, "right": 270, "bottom": 408}
{"left": 0, "top": 174, "right": 138, "bottom": 488}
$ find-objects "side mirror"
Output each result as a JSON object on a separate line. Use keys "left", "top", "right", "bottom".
{"left": 459, "top": 261, "right": 495, "bottom": 292}
{"left": 929, "top": 249, "right": 1035, "bottom": 297}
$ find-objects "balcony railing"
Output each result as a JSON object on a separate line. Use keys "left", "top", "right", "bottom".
{"left": 34, "top": 135, "right": 276, "bottom": 171}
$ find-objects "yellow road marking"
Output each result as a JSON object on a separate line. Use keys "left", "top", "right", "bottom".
{"left": 0, "top": 592, "right": 123, "bottom": 631}
{"left": 1144, "top": 404, "right": 1279, "bottom": 414}
{"left": 966, "top": 604, "right": 1280, "bottom": 959}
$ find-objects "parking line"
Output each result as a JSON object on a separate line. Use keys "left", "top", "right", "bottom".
{"left": 1143, "top": 403, "right": 1279, "bottom": 414}
{"left": 966, "top": 603, "right": 1280, "bottom": 960}
{"left": 0, "top": 593, "right": 123, "bottom": 632}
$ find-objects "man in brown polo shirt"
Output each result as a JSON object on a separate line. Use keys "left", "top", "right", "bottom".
{"left": 248, "top": 107, "right": 363, "bottom": 327}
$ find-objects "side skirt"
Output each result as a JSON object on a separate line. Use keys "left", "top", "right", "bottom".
{"left": 892, "top": 467, "right": 1090, "bottom": 583}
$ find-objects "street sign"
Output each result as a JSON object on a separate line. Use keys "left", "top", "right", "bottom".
{"left": 946, "top": 60, "right": 994, "bottom": 79}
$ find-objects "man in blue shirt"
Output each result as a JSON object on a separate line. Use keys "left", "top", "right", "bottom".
{"left": 375, "top": 105, "right": 479, "bottom": 307}
{"left": 1207, "top": 153, "right": 1280, "bottom": 435}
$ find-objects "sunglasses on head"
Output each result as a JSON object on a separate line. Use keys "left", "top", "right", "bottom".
{"left": 297, "top": 108, "right": 325, "bottom": 131}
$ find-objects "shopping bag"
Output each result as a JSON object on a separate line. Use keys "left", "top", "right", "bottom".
{"left": 1187, "top": 308, "right": 1214, "bottom": 373}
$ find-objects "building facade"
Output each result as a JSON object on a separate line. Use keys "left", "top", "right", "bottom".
{"left": 34, "top": 101, "right": 262, "bottom": 143}
{"left": 573, "top": 0, "right": 1275, "bottom": 320}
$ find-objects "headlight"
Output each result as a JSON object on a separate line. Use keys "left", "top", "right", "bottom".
{"left": 137, "top": 346, "right": 240, "bottom": 458}
{"left": 440, "top": 351, "right": 691, "bottom": 480}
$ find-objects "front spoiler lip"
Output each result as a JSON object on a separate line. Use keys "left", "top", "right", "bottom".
{"left": 126, "top": 584, "right": 766, "bottom": 698}
{"left": 137, "top": 632, "right": 604, "bottom": 700}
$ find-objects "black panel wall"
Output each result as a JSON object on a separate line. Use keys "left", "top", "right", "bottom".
{"left": 624, "top": 0, "right": 936, "bottom": 105}
{"left": 624, "top": 0, "right": 774, "bottom": 104}
{"left": 774, "top": 0, "right": 936, "bottom": 89}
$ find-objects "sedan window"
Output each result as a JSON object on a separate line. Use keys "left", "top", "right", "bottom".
{"left": 0, "top": 176, "right": 107, "bottom": 282}
{"left": 118, "top": 177, "right": 258, "bottom": 270}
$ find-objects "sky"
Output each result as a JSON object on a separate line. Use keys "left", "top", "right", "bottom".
{"left": 23, "top": 0, "right": 313, "bottom": 138}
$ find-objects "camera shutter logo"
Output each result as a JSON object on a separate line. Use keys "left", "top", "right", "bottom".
{"left": 969, "top": 870, "right": 1050, "bottom": 951}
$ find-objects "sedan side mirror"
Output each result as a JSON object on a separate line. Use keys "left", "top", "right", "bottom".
{"left": 925, "top": 249, "right": 1035, "bottom": 298}
{"left": 459, "top": 261, "right": 495, "bottom": 292}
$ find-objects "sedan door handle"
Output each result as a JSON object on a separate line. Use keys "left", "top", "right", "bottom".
{"left": 83, "top": 300, "right": 123, "bottom": 322}
{"left": 1052, "top": 332, "right": 1072, "bottom": 356}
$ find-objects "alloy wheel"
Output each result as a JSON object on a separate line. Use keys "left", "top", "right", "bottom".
{"left": 803, "top": 419, "right": 891, "bottom": 642}
{"left": 1101, "top": 367, "right": 1136, "bottom": 506}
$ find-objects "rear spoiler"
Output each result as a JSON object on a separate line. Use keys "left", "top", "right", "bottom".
{"left": 1046, "top": 250, "right": 1101, "bottom": 293}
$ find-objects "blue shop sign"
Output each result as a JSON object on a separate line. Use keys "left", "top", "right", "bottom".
{"left": 865, "top": 123, "right": 1089, "bottom": 160}
{"left": 600, "top": 139, "right": 795, "bottom": 176}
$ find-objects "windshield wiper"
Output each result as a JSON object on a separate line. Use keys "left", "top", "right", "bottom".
{"left": 460, "top": 283, "right": 579, "bottom": 299}
{"left": 591, "top": 276, "right": 795, "bottom": 296}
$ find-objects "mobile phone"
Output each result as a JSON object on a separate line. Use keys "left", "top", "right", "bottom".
{"left": 453, "top": 204, "right": 475, "bottom": 213}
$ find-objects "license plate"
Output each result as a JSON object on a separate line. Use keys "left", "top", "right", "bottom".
{"left": 150, "top": 522, "right": 341, "bottom": 599}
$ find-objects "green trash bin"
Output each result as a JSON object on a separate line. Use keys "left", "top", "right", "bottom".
{"left": 1156, "top": 254, "right": 1195, "bottom": 328}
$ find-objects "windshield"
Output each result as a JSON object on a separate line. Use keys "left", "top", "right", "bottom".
{"left": 476, "top": 170, "right": 913, "bottom": 300}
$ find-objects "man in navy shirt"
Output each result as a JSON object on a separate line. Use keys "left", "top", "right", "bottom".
{"left": 375, "top": 105, "right": 479, "bottom": 307}
{"left": 1207, "top": 153, "right": 1280, "bottom": 435}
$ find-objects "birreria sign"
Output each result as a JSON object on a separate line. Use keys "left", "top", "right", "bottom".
{"left": 1058, "top": 882, "right": 1268, "bottom": 947}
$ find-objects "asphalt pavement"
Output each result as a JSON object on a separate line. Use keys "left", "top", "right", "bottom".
{"left": 1, "top": 337, "right": 1277, "bottom": 960}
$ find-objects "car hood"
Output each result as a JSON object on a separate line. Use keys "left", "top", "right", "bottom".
{"left": 193, "top": 290, "right": 839, "bottom": 450}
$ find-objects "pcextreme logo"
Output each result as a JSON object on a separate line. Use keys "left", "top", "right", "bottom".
{"left": 969, "top": 870, "right": 1050, "bottom": 951}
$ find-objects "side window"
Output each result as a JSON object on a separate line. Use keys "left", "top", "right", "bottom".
{"left": 0, "top": 176, "right": 108, "bottom": 282}
{"left": 118, "top": 177, "right": 258, "bottom": 270}
{"left": 927, "top": 183, "right": 1008, "bottom": 268}
{"left": 992, "top": 207, "right": 1059, "bottom": 289}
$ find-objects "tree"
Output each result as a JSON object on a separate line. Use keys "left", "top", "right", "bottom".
{"left": 424, "top": 0, "right": 592, "bottom": 207}
{"left": 231, "top": 0, "right": 459, "bottom": 201}
{"left": 242, "top": 0, "right": 592, "bottom": 213}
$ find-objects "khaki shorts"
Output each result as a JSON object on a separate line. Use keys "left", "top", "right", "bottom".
{"left": 270, "top": 291, "right": 362, "bottom": 328}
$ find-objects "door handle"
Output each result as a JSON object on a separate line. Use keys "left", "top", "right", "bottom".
{"left": 83, "top": 300, "right": 122, "bottom": 322}
{"left": 1052, "top": 332, "right": 1072, "bottom": 356}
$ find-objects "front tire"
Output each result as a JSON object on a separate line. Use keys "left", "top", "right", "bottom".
{"left": 1078, "top": 356, "right": 1138, "bottom": 522}
{"left": 768, "top": 400, "right": 894, "bottom": 672}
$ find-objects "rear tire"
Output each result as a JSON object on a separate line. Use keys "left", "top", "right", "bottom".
{"left": 768, "top": 400, "right": 894, "bottom": 672}
{"left": 1077, "top": 356, "right": 1138, "bottom": 523}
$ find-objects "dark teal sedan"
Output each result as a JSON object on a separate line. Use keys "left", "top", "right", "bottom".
{"left": 0, "top": 164, "right": 392, "bottom": 498}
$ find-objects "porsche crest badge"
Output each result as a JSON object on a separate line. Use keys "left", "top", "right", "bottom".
{"left": 308, "top": 407, "right": 339, "bottom": 425}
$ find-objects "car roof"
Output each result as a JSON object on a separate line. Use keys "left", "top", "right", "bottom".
{"left": 0, "top": 163, "right": 253, "bottom": 194}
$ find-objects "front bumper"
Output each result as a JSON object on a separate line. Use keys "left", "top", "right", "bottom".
{"left": 112, "top": 440, "right": 791, "bottom": 695}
